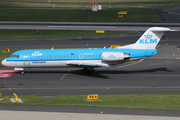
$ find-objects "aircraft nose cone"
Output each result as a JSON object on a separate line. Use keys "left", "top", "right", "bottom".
{"left": 2, "top": 59, "right": 7, "bottom": 66}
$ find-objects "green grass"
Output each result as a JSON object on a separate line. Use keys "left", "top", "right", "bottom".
{"left": 0, "top": 30, "right": 130, "bottom": 39}
{"left": 2, "top": 0, "right": 180, "bottom": 3}
{"left": 0, "top": 5, "right": 161, "bottom": 22}
{"left": 1, "top": 94, "right": 180, "bottom": 110}
{"left": 0, "top": 49, "right": 21, "bottom": 57}
{"left": 1, "top": 0, "right": 180, "bottom": 6}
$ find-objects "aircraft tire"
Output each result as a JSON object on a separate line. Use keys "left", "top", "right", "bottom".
{"left": 83, "top": 68, "right": 88, "bottom": 74}
{"left": 87, "top": 70, "right": 92, "bottom": 76}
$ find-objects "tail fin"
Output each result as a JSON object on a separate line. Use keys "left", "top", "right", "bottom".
{"left": 122, "top": 27, "right": 175, "bottom": 49}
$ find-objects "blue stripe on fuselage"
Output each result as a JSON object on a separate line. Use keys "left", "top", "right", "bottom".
{"left": 6, "top": 48, "right": 157, "bottom": 61}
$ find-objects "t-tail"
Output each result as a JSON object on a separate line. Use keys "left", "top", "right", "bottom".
{"left": 121, "top": 27, "right": 175, "bottom": 49}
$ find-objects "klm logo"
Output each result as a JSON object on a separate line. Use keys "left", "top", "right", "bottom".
{"left": 140, "top": 33, "right": 157, "bottom": 44}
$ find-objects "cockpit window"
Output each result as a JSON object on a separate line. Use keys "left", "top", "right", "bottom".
{"left": 9, "top": 55, "right": 19, "bottom": 58}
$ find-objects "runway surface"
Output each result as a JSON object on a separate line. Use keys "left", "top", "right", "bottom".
{"left": 0, "top": 22, "right": 180, "bottom": 31}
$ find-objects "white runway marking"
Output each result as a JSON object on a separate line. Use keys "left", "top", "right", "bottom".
{"left": 48, "top": 26, "right": 115, "bottom": 28}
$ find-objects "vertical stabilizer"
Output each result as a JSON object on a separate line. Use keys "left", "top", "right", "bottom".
{"left": 122, "top": 27, "right": 174, "bottom": 49}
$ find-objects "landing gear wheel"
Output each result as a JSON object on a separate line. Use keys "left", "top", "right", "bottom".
{"left": 21, "top": 71, "right": 25, "bottom": 75}
{"left": 83, "top": 68, "right": 92, "bottom": 76}
{"left": 87, "top": 70, "right": 92, "bottom": 76}
{"left": 83, "top": 68, "right": 88, "bottom": 74}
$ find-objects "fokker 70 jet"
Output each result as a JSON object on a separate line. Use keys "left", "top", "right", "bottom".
{"left": 2, "top": 27, "right": 175, "bottom": 75}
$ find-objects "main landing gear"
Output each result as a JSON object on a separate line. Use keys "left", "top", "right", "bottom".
{"left": 83, "top": 67, "right": 93, "bottom": 76}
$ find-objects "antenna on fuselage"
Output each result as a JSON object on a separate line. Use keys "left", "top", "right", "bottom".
{"left": 51, "top": 47, "right": 54, "bottom": 50}
{"left": 104, "top": 46, "right": 106, "bottom": 49}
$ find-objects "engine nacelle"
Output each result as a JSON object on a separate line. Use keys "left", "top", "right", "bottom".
{"left": 101, "top": 52, "right": 130, "bottom": 61}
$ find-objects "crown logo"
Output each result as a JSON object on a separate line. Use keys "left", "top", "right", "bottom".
{"left": 32, "top": 51, "right": 42, "bottom": 56}
{"left": 109, "top": 55, "right": 115, "bottom": 58}
{"left": 144, "top": 33, "right": 153, "bottom": 39}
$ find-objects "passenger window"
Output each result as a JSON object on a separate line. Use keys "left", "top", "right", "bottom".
{"left": 38, "top": 56, "right": 40, "bottom": 58}
{"left": 90, "top": 55, "right": 92, "bottom": 57}
{"left": 47, "top": 56, "right": 48, "bottom": 58}
{"left": 67, "top": 55, "right": 69, "bottom": 58}
{"left": 55, "top": 56, "right": 57, "bottom": 58}
{"left": 41, "top": 56, "right": 43, "bottom": 58}
{"left": 96, "top": 55, "right": 97, "bottom": 57}
{"left": 99, "top": 55, "right": 101, "bottom": 57}
{"left": 44, "top": 56, "right": 46, "bottom": 58}
{"left": 64, "top": 55, "right": 66, "bottom": 58}
{"left": 36, "top": 56, "right": 37, "bottom": 58}
{"left": 17, "top": 55, "right": 19, "bottom": 58}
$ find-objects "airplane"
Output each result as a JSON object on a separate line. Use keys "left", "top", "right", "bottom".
{"left": 1, "top": 27, "right": 175, "bottom": 75}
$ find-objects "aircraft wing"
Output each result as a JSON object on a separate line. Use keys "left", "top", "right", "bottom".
{"left": 66, "top": 61, "right": 109, "bottom": 68}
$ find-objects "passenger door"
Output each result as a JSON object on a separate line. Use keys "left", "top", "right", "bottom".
{"left": 24, "top": 52, "right": 30, "bottom": 66}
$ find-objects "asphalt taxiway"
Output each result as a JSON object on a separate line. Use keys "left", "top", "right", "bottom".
{"left": 1, "top": 58, "right": 180, "bottom": 96}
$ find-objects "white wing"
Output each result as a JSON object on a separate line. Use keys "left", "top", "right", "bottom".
{"left": 66, "top": 61, "right": 109, "bottom": 68}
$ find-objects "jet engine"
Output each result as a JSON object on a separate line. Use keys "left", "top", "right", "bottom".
{"left": 101, "top": 52, "right": 130, "bottom": 61}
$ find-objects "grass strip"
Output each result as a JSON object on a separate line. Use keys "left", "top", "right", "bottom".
{"left": 0, "top": 30, "right": 130, "bottom": 39}
{"left": 0, "top": 6, "right": 161, "bottom": 22}
{"left": 1, "top": 0, "right": 180, "bottom": 7}
{"left": 1, "top": 94, "right": 180, "bottom": 110}
{"left": 0, "top": 49, "right": 21, "bottom": 57}
{"left": 2, "top": 0, "right": 180, "bottom": 3}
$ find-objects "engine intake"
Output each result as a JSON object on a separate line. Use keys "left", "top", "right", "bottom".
{"left": 101, "top": 52, "right": 130, "bottom": 61}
